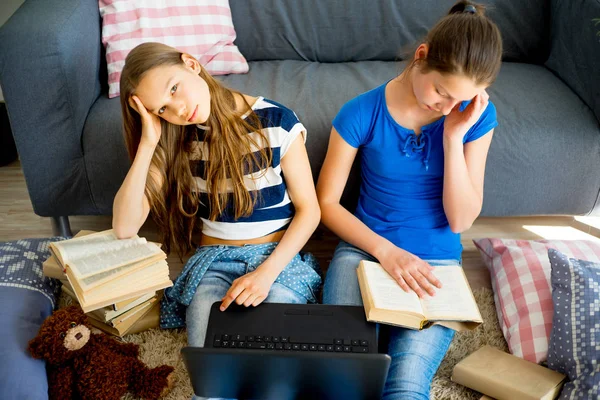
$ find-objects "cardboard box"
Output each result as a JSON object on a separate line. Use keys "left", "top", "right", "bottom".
{"left": 452, "top": 346, "right": 566, "bottom": 400}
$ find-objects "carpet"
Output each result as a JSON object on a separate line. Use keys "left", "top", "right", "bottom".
{"left": 59, "top": 287, "right": 508, "bottom": 400}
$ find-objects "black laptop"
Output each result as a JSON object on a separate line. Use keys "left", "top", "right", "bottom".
{"left": 181, "top": 302, "right": 391, "bottom": 400}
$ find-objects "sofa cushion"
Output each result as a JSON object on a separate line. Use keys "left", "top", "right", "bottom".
{"left": 83, "top": 61, "right": 600, "bottom": 215}
{"left": 547, "top": 249, "right": 600, "bottom": 399}
{"left": 229, "top": 0, "right": 550, "bottom": 64}
{"left": 99, "top": 0, "right": 249, "bottom": 98}
{"left": 473, "top": 238, "right": 600, "bottom": 364}
{"left": 0, "top": 238, "right": 63, "bottom": 399}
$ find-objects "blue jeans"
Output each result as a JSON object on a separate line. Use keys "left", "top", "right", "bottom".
{"left": 188, "top": 260, "right": 310, "bottom": 400}
{"left": 323, "top": 241, "right": 458, "bottom": 400}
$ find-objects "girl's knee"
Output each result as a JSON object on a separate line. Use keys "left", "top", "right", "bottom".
{"left": 186, "top": 286, "right": 229, "bottom": 347}
{"left": 265, "top": 283, "right": 307, "bottom": 304}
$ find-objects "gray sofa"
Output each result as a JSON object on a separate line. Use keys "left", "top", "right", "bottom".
{"left": 1, "top": 0, "right": 599, "bottom": 237}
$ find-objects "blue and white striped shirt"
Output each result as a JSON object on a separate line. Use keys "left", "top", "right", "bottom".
{"left": 191, "top": 97, "right": 306, "bottom": 240}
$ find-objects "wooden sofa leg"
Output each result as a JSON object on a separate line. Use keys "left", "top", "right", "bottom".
{"left": 51, "top": 216, "right": 72, "bottom": 238}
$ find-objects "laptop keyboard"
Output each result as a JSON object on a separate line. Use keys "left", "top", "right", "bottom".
{"left": 212, "top": 334, "right": 370, "bottom": 353}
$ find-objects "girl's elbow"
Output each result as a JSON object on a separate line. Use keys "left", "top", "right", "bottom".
{"left": 313, "top": 206, "right": 322, "bottom": 226}
{"left": 317, "top": 197, "right": 336, "bottom": 218}
{"left": 112, "top": 221, "right": 139, "bottom": 239}
{"left": 448, "top": 214, "right": 478, "bottom": 233}
{"left": 449, "top": 221, "right": 471, "bottom": 234}
{"left": 307, "top": 202, "right": 321, "bottom": 226}
{"left": 298, "top": 201, "right": 321, "bottom": 229}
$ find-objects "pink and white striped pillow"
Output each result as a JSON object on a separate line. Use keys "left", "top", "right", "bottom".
{"left": 473, "top": 238, "right": 600, "bottom": 364}
{"left": 99, "top": 0, "right": 248, "bottom": 98}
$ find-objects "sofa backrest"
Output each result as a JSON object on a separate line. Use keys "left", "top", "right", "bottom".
{"left": 229, "top": 0, "right": 550, "bottom": 64}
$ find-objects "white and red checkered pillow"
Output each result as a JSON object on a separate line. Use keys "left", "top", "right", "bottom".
{"left": 99, "top": 0, "right": 249, "bottom": 98}
{"left": 473, "top": 238, "right": 600, "bottom": 364}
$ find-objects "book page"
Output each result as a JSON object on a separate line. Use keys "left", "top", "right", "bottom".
{"left": 78, "top": 258, "right": 152, "bottom": 289}
{"left": 72, "top": 241, "right": 163, "bottom": 278}
{"left": 52, "top": 230, "right": 138, "bottom": 263}
{"left": 362, "top": 261, "right": 423, "bottom": 314}
{"left": 422, "top": 266, "right": 481, "bottom": 321}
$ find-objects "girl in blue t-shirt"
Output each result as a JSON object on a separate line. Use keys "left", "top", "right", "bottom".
{"left": 317, "top": 1, "right": 502, "bottom": 398}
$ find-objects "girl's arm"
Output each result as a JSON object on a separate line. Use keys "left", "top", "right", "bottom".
{"left": 112, "top": 144, "right": 159, "bottom": 238}
{"left": 220, "top": 134, "right": 321, "bottom": 310}
{"left": 112, "top": 96, "right": 163, "bottom": 238}
{"left": 316, "top": 129, "right": 440, "bottom": 298}
{"left": 316, "top": 129, "right": 391, "bottom": 257}
{"left": 442, "top": 131, "right": 493, "bottom": 233}
{"left": 442, "top": 91, "right": 494, "bottom": 233}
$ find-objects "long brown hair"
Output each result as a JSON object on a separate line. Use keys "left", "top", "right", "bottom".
{"left": 119, "top": 42, "right": 269, "bottom": 257}
{"left": 407, "top": 0, "right": 503, "bottom": 85}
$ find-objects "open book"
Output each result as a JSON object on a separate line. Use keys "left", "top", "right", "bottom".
{"left": 68, "top": 259, "right": 171, "bottom": 313}
{"left": 49, "top": 229, "right": 172, "bottom": 313}
{"left": 49, "top": 229, "right": 164, "bottom": 283}
{"left": 357, "top": 260, "right": 482, "bottom": 331}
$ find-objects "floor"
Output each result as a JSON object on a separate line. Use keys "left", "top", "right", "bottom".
{"left": 2, "top": 160, "right": 599, "bottom": 291}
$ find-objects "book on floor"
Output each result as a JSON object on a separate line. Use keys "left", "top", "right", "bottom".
{"left": 85, "top": 296, "right": 155, "bottom": 326}
{"left": 113, "top": 291, "right": 155, "bottom": 311}
{"left": 356, "top": 260, "right": 482, "bottom": 331}
{"left": 87, "top": 297, "right": 160, "bottom": 337}
{"left": 87, "top": 291, "right": 157, "bottom": 323}
{"left": 451, "top": 345, "right": 566, "bottom": 400}
{"left": 62, "top": 280, "right": 161, "bottom": 337}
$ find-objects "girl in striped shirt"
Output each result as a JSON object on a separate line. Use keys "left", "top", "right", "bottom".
{"left": 112, "top": 43, "right": 321, "bottom": 356}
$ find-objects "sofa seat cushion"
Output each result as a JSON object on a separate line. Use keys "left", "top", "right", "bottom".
{"left": 83, "top": 60, "right": 600, "bottom": 215}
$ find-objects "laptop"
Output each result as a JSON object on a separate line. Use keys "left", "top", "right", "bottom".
{"left": 182, "top": 302, "right": 391, "bottom": 400}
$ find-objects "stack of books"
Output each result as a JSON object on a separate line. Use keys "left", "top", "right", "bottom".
{"left": 44, "top": 230, "right": 173, "bottom": 337}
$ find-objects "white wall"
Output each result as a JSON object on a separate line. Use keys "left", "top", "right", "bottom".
{"left": 0, "top": 0, "right": 26, "bottom": 102}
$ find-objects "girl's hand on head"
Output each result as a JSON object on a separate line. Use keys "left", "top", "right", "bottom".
{"left": 130, "top": 95, "right": 162, "bottom": 147}
{"left": 377, "top": 242, "right": 442, "bottom": 298}
{"left": 443, "top": 89, "right": 490, "bottom": 142}
{"left": 220, "top": 268, "right": 278, "bottom": 311}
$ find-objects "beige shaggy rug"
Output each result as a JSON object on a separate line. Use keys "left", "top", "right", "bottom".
{"left": 59, "top": 287, "right": 508, "bottom": 400}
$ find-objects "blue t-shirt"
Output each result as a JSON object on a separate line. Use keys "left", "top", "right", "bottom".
{"left": 333, "top": 82, "right": 498, "bottom": 260}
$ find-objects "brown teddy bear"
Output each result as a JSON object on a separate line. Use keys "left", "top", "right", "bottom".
{"left": 28, "top": 304, "right": 175, "bottom": 400}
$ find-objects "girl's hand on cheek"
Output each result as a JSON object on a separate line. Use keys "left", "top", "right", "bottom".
{"left": 378, "top": 243, "right": 442, "bottom": 299}
{"left": 130, "top": 95, "right": 162, "bottom": 147}
{"left": 220, "top": 268, "right": 277, "bottom": 311}
{"left": 443, "top": 89, "right": 489, "bottom": 142}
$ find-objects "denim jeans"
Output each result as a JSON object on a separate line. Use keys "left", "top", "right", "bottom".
{"left": 323, "top": 241, "right": 458, "bottom": 400}
{"left": 187, "top": 259, "right": 310, "bottom": 400}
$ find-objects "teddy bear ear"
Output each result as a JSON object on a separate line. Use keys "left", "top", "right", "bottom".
{"left": 66, "top": 304, "right": 85, "bottom": 317}
{"left": 28, "top": 336, "right": 45, "bottom": 359}
{"left": 66, "top": 304, "right": 81, "bottom": 313}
